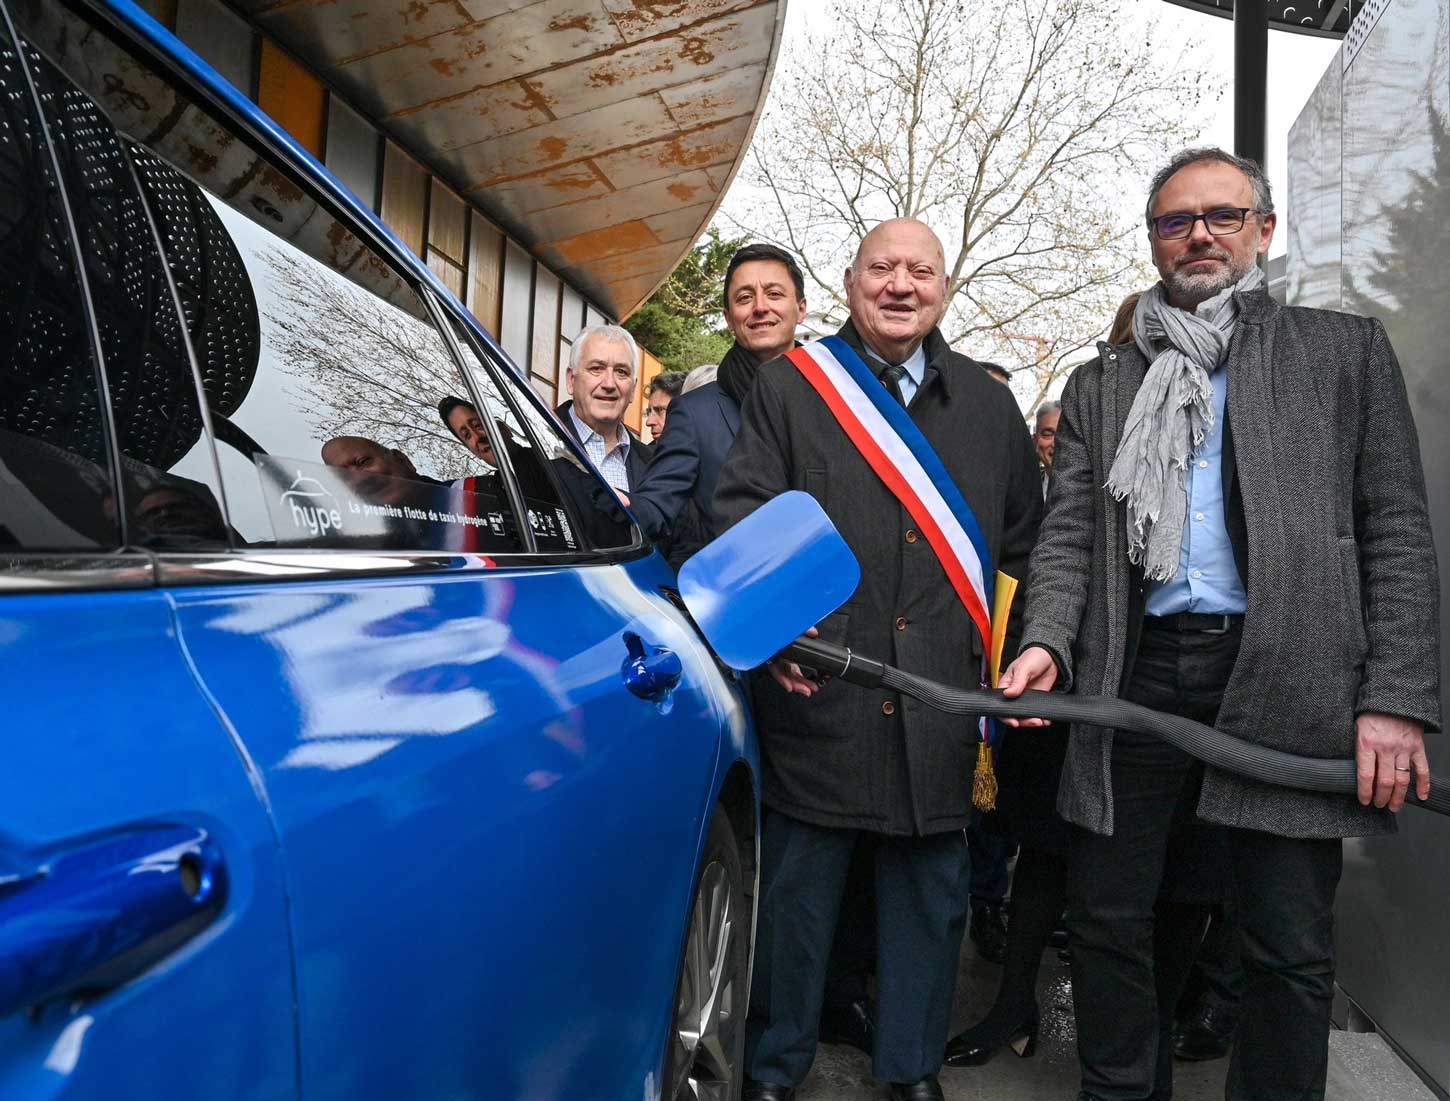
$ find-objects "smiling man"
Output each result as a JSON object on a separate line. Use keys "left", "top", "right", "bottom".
{"left": 715, "top": 219, "right": 1042, "bottom": 1101}
{"left": 1001, "top": 147, "right": 1440, "bottom": 1101}
{"left": 555, "top": 324, "right": 651, "bottom": 493}
{"left": 626, "top": 243, "right": 807, "bottom": 564}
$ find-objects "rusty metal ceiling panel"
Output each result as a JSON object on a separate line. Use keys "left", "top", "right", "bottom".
{"left": 526, "top": 169, "right": 717, "bottom": 242}
{"left": 592, "top": 113, "right": 754, "bottom": 189}
{"left": 236, "top": 0, "right": 786, "bottom": 317}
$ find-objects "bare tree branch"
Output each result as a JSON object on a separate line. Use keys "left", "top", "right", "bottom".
{"left": 721, "top": 0, "right": 1212, "bottom": 407}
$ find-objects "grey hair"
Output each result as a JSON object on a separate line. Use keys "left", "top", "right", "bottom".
{"left": 569, "top": 324, "right": 639, "bottom": 376}
{"left": 1144, "top": 146, "right": 1274, "bottom": 226}
{"left": 1035, "top": 399, "right": 1061, "bottom": 427}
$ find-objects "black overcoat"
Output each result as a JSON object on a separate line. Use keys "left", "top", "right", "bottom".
{"left": 713, "top": 320, "right": 1042, "bottom": 835}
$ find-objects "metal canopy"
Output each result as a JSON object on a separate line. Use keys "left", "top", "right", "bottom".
{"left": 235, "top": 0, "right": 787, "bottom": 319}
{"left": 1161, "top": 0, "right": 1359, "bottom": 38}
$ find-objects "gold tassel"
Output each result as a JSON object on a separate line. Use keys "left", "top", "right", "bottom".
{"left": 972, "top": 742, "right": 998, "bottom": 812}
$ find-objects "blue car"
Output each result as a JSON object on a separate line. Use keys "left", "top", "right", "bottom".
{"left": 0, "top": 2, "right": 758, "bottom": 1097}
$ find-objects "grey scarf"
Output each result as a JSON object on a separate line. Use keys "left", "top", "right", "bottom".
{"left": 1105, "top": 266, "right": 1263, "bottom": 580}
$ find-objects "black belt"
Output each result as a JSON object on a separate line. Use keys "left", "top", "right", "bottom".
{"left": 1144, "top": 612, "right": 1243, "bottom": 635}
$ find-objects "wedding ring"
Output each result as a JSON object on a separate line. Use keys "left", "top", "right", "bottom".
{"left": 1394, "top": 766, "right": 1412, "bottom": 772}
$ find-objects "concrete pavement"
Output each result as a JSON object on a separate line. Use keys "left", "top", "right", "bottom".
{"left": 792, "top": 931, "right": 1435, "bottom": 1100}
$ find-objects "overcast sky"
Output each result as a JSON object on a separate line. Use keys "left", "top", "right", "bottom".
{"left": 761, "top": 0, "right": 1343, "bottom": 260}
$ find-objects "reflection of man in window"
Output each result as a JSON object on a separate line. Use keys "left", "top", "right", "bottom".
{"left": 321, "top": 435, "right": 439, "bottom": 507}
{"left": 438, "top": 396, "right": 498, "bottom": 467}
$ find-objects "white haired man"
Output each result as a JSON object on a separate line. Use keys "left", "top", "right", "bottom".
{"left": 556, "top": 323, "right": 653, "bottom": 491}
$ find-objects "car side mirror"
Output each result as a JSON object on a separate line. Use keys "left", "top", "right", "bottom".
{"left": 676, "top": 491, "right": 860, "bottom": 671}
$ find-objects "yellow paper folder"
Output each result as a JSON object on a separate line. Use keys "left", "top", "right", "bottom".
{"left": 989, "top": 571, "right": 1018, "bottom": 688}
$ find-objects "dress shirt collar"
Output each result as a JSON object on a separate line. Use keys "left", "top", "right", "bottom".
{"left": 569, "top": 404, "right": 629, "bottom": 457}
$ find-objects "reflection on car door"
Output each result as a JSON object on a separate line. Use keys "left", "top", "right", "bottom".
{"left": 0, "top": 25, "right": 295, "bottom": 1095}
{"left": 170, "top": 552, "right": 735, "bottom": 1098}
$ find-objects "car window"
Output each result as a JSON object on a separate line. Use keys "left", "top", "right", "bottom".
{"left": 22, "top": 42, "right": 230, "bottom": 552}
{"left": 0, "top": 28, "right": 120, "bottom": 553}
{"left": 448, "top": 317, "right": 641, "bottom": 554}
{"left": 171, "top": 183, "right": 527, "bottom": 554}
{"left": 442, "top": 316, "right": 589, "bottom": 554}
{"left": 15, "top": 1, "right": 524, "bottom": 557}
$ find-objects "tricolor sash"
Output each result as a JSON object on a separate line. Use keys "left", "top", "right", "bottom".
{"left": 787, "top": 335, "right": 1010, "bottom": 806}
{"left": 787, "top": 335, "right": 995, "bottom": 652}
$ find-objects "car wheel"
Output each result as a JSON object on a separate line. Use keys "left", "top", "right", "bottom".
{"left": 665, "top": 805, "right": 749, "bottom": 1101}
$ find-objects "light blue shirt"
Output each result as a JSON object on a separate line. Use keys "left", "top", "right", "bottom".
{"left": 863, "top": 342, "right": 928, "bottom": 405}
{"left": 1144, "top": 363, "right": 1247, "bottom": 616}
{"left": 568, "top": 406, "right": 631, "bottom": 492}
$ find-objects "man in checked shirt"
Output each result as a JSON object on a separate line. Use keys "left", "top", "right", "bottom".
{"left": 555, "top": 324, "right": 653, "bottom": 495}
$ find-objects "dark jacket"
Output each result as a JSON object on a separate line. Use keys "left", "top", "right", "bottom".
{"left": 714, "top": 320, "right": 1043, "bottom": 835}
{"left": 629, "top": 380, "right": 741, "bottom": 562}
{"left": 554, "top": 399, "right": 653, "bottom": 488}
{"left": 1021, "top": 289, "right": 1441, "bottom": 839}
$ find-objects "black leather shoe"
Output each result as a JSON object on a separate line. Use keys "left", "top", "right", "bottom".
{"left": 818, "top": 997, "right": 875, "bottom": 1055}
{"left": 944, "top": 1004, "right": 1039, "bottom": 1066}
{"left": 969, "top": 902, "right": 1008, "bottom": 964}
{"left": 742, "top": 1081, "right": 795, "bottom": 1101}
{"left": 889, "top": 1074, "right": 944, "bottom": 1100}
{"left": 1173, "top": 1002, "right": 1237, "bottom": 1061}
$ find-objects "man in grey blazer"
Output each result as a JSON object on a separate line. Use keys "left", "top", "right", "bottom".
{"left": 1000, "top": 147, "right": 1440, "bottom": 1100}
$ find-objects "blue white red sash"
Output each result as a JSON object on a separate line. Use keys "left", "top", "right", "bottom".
{"left": 787, "top": 335, "right": 996, "bottom": 739}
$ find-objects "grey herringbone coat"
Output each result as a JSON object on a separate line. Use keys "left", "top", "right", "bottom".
{"left": 1021, "top": 289, "right": 1441, "bottom": 839}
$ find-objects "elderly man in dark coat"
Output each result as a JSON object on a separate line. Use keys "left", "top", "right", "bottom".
{"left": 1001, "top": 147, "right": 1440, "bottom": 1101}
{"left": 716, "top": 218, "right": 1042, "bottom": 1101}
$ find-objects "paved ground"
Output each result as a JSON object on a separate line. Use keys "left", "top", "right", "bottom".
{"left": 794, "top": 937, "right": 1437, "bottom": 1100}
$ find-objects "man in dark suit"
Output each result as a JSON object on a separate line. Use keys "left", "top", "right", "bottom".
{"left": 554, "top": 323, "right": 652, "bottom": 491}
{"left": 1002, "top": 147, "right": 1440, "bottom": 1101}
{"left": 627, "top": 243, "right": 807, "bottom": 565}
{"left": 717, "top": 218, "right": 1042, "bottom": 1101}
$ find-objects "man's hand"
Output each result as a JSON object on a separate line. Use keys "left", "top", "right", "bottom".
{"left": 1356, "top": 712, "right": 1431, "bottom": 812}
{"left": 998, "top": 646, "right": 1059, "bottom": 727}
{"left": 767, "top": 627, "right": 825, "bottom": 699}
{"left": 615, "top": 490, "right": 631, "bottom": 507}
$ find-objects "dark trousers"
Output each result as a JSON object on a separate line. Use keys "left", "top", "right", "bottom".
{"left": 967, "top": 808, "right": 1011, "bottom": 905}
{"left": 746, "top": 810, "right": 971, "bottom": 1085}
{"left": 823, "top": 836, "right": 875, "bottom": 1010}
{"left": 1069, "top": 620, "right": 1343, "bottom": 1101}
{"left": 1177, "top": 902, "right": 1246, "bottom": 1019}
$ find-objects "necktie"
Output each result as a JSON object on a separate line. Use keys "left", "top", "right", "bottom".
{"left": 878, "top": 362, "right": 908, "bottom": 406}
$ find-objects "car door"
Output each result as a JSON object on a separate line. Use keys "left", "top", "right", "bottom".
{"left": 48, "top": 38, "right": 747, "bottom": 1090}
{"left": 0, "top": 17, "right": 296, "bottom": 1099}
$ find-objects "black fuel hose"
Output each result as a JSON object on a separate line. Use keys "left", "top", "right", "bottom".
{"left": 782, "top": 636, "right": 1450, "bottom": 816}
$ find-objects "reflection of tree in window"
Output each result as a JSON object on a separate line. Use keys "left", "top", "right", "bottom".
{"left": 257, "top": 245, "right": 522, "bottom": 481}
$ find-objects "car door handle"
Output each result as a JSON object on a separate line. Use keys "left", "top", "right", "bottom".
{"left": 621, "top": 630, "right": 683, "bottom": 704}
{"left": 0, "top": 825, "right": 226, "bottom": 1018}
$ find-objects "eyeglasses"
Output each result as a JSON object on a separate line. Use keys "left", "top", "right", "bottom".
{"left": 1149, "top": 207, "right": 1264, "bottom": 241}
{"left": 648, "top": 404, "right": 670, "bottom": 417}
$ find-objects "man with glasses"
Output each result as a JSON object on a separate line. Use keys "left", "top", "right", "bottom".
{"left": 999, "top": 147, "right": 1439, "bottom": 1100}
